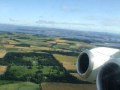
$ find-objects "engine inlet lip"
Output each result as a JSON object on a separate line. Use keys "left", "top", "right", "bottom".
{"left": 77, "top": 50, "right": 94, "bottom": 79}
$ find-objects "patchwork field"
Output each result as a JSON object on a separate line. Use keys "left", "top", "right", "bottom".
{"left": 41, "top": 83, "right": 96, "bottom": 90}
{"left": 0, "top": 32, "right": 95, "bottom": 90}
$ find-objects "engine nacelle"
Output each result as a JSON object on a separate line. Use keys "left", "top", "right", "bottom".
{"left": 76, "top": 47, "right": 119, "bottom": 82}
{"left": 97, "top": 59, "right": 120, "bottom": 90}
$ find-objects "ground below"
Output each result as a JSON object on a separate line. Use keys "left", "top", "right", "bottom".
{"left": 41, "top": 83, "right": 96, "bottom": 90}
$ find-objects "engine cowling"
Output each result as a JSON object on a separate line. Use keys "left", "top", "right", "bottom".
{"left": 76, "top": 47, "right": 119, "bottom": 82}
{"left": 97, "top": 58, "right": 120, "bottom": 90}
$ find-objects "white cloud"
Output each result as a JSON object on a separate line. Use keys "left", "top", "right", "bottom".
{"left": 35, "top": 19, "right": 97, "bottom": 26}
{"left": 9, "top": 18, "right": 18, "bottom": 22}
{"left": 61, "top": 5, "right": 80, "bottom": 12}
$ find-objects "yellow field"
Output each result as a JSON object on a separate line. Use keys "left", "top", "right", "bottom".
{"left": 7, "top": 39, "right": 19, "bottom": 44}
{"left": 53, "top": 54, "right": 77, "bottom": 70}
{"left": 4, "top": 44, "right": 52, "bottom": 52}
{"left": 4, "top": 44, "right": 15, "bottom": 48}
{"left": 55, "top": 39, "right": 66, "bottom": 43}
{"left": 30, "top": 46, "right": 51, "bottom": 50}
{"left": 0, "top": 50, "right": 7, "bottom": 58}
{"left": 0, "top": 66, "right": 7, "bottom": 75}
{"left": 41, "top": 83, "right": 96, "bottom": 90}
{"left": 75, "top": 42, "right": 94, "bottom": 49}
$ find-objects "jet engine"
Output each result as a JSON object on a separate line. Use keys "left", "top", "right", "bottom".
{"left": 97, "top": 58, "right": 120, "bottom": 90}
{"left": 76, "top": 47, "right": 119, "bottom": 82}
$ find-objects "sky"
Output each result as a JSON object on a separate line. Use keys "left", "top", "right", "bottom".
{"left": 0, "top": 0, "right": 120, "bottom": 33}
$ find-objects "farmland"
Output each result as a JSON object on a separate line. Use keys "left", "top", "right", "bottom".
{"left": 0, "top": 31, "right": 95, "bottom": 90}
{"left": 53, "top": 54, "right": 77, "bottom": 71}
{"left": 0, "top": 66, "right": 7, "bottom": 75}
{"left": 41, "top": 83, "right": 96, "bottom": 90}
{"left": 0, "top": 82, "right": 39, "bottom": 90}
{"left": 0, "top": 50, "right": 6, "bottom": 58}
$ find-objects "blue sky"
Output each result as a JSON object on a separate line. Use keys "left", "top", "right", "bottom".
{"left": 0, "top": 0, "right": 120, "bottom": 33}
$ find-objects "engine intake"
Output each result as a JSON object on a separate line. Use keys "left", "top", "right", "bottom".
{"left": 77, "top": 50, "right": 94, "bottom": 79}
{"left": 97, "top": 60, "right": 120, "bottom": 90}
{"left": 78, "top": 53, "right": 89, "bottom": 74}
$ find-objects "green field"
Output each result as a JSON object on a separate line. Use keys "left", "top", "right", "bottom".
{"left": 0, "top": 52, "right": 68, "bottom": 83}
{"left": 0, "top": 82, "right": 39, "bottom": 90}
